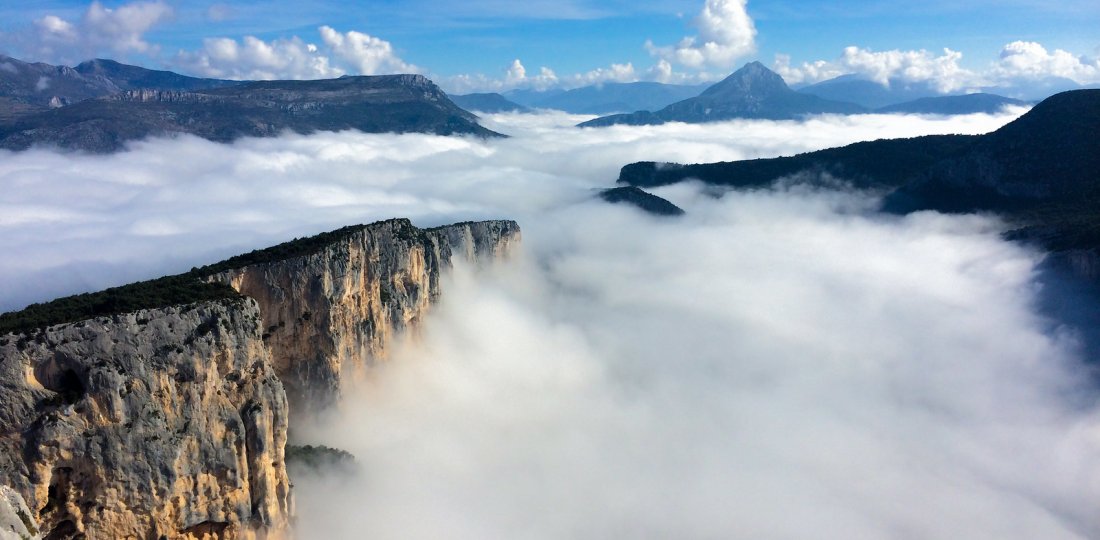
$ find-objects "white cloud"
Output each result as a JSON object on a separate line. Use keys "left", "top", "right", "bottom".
{"left": 443, "top": 58, "right": 561, "bottom": 93}
{"left": 319, "top": 26, "right": 419, "bottom": 76}
{"left": 8, "top": 109, "right": 1100, "bottom": 539}
{"left": 645, "top": 0, "right": 757, "bottom": 70}
{"left": 774, "top": 46, "right": 976, "bottom": 92}
{"left": 990, "top": 41, "right": 1100, "bottom": 85}
{"left": 20, "top": 1, "right": 173, "bottom": 63}
{"left": 173, "top": 26, "right": 418, "bottom": 80}
{"left": 774, "top": 41, "right": 1100, "bottom": 95}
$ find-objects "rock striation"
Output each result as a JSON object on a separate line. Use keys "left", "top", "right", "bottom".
{"left": 0, "top": 298, "right": 290, "bottom": 539}
{"left": 208, "top": 218, "right": 521, "bottom": 418}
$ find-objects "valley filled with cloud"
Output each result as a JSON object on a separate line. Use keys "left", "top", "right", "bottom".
{"left": 3, "top": 108, "right": 1099, "bottom": 538}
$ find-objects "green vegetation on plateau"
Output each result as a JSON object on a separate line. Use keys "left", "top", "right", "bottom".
{"left": 0, "top": 219, "right": 429, "bottom": 336}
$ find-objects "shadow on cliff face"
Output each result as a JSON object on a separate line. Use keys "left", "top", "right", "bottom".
{"left": 1032, "top": 252, "right": 1100, "bottom": 374}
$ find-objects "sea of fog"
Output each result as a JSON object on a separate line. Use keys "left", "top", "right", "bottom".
{"left": 3, "top": 108, "right": 1099, "bottom": 538}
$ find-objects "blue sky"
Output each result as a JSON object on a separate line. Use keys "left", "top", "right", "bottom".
{"left": 1, "top": 0, "right": 1098, "bottom": 93}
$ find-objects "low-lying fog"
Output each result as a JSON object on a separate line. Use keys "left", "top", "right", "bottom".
{"left": 5, "top": 107, "right": 1099, "bottom": 538}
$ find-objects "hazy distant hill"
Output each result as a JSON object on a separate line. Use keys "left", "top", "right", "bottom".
{"left": 450, "top": 92, "right": 530, "bottom": 113}
{"left": 580, "top": 62, "right": 865, "bottom": 127}
{"left": 534, "top": 82, "right": 706, "bottom": 114}
{"left": 876, "top": 93, "right": 1027, "bottom": 115}
{"left": 503, "top": 88, "right": 566, "bottom": 107}
{"left": 797, "top": 75, "right": 941, "bottom": 109}
{"left": 0, "top": 75, "right": 500, "bottom": 152}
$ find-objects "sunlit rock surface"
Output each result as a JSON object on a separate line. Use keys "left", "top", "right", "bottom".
{"left": 209, "top": 218, "right": 521, "bottom": 418}
{"left": 0, "top": 299, "right": 290, "bottom": 539}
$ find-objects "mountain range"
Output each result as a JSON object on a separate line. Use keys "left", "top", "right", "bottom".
{"left": 579, "top": 62, "right": 1041, "bottom": 127}
{"left": 579, "top": 62, "right": 866, "bottom": 126}
{"left": 504, "top": 82, "right": 708, "bottom": 114}
{"left": 617, "top": 89, "right": 1100, "bottom": 268}
{"left": 0, "top": 63, "right": 497, "bottom": 152}
{"left": 0, "top": 55, "right": 1060, "bottom": 152}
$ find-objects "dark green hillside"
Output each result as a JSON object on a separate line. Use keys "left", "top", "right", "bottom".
{"left": 619, "top": 135, "right": 976, "bottom": 191}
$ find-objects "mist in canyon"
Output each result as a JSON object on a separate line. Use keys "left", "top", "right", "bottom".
{"left": 4, "top": 107, "right": 1099, "bottom": 538}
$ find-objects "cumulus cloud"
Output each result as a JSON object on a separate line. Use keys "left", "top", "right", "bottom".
{"left": 774, "top": 41, "right": 1100, "bottom": 95}
{"left": 173, "top": 26, "right": 418, "bottom": 80}
{"left": 13, "top": 1, "right": 173, "bottom": 63}
{"left": 774, "top": 46, "right": 976, "bottom": 92}
{"left": 444, "top": 59, "right": 565, "bottom": 93}
{"left": 645, "top": 0, "right": 756, "bottom": 70}
{"left": 7, "top": 108, "right": 1100, "bottom": 539}
{"left": 990, "top": 41, "right": 1100, "bottom": 85}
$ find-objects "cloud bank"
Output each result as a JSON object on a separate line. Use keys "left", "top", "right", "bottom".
{"left": 173, "top": 26, "right": 419, "bottom": 80}
{"left": 774, "top": 42, "right": 1100, "bottom": 95}
{"left": 3, "top": 108, "right": 1100, "bottom": 538}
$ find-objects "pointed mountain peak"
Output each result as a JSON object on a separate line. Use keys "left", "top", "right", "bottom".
{"left": 701, "top": 61, "right": 791, "bottom": 98}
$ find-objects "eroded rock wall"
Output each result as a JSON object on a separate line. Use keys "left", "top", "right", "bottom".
{"left": 209, "top": 218, "right": 520, "bottom": 417}
{"left": 0, "top": 298, "right": 290, "bottom": 539}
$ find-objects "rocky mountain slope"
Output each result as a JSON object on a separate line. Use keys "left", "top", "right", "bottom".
{"left": 579, "top": 62, "right": 865, "bottom": 127}
{"left": 0, "top": 55, "right": 237, "bottom": 114}
{"left": 73, "top": 58, "right": 238, "bottom": 93}
{"left": 0, "top": 74, "right": 500, "bottom": 152}
{"left": 0, "top": 218, "right": 520, "bottom": 538}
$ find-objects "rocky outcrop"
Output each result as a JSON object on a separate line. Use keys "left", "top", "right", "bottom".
{"left": 0, "top": 298, "right": 291, "bottom": 539}
{"left": 209, "top": 218, "right": 521, "bottom": 418}
{"left": 0, "top": 217, "right": 519, "bottom": 538}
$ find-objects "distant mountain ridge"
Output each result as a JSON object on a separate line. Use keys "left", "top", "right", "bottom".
{"left": 796, "top": 75, "right": 942, "bottom": 109}
{"left": 580, "top": 62, "right": 866, "bottom": 126}
{"left": 0, "top": 54, "right": 237, "bottom": 110}
{"left": 514, "top": 82, "right": 707, "bottom": 114}
{"left": 875, "top": 93, "right": 1027, "bottom": 114}
{"left": 449, "top": 92, "right": 529, "bottom": 113}
{"left": 616, "top": 89, "right": 1100, "bottom": 260}
{"left": 74, "top": 58, "right": 239, "bottom": 93}
{"left": 0, "top": 74, "right": 499, "bottom": 152}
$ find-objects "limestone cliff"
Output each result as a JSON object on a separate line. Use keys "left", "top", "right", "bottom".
{"left": 208, "top": 218, "right": 521, "bottom": 417}
{"left": 0, "top": 298, "right": 291, "bottom": 539}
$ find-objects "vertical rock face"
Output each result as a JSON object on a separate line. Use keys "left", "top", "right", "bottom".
{"left": 0, "top": 298, "right": 291, "bottom": 540}
{"left": 209, "top": 218, "right": 521, "bottom": 417}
